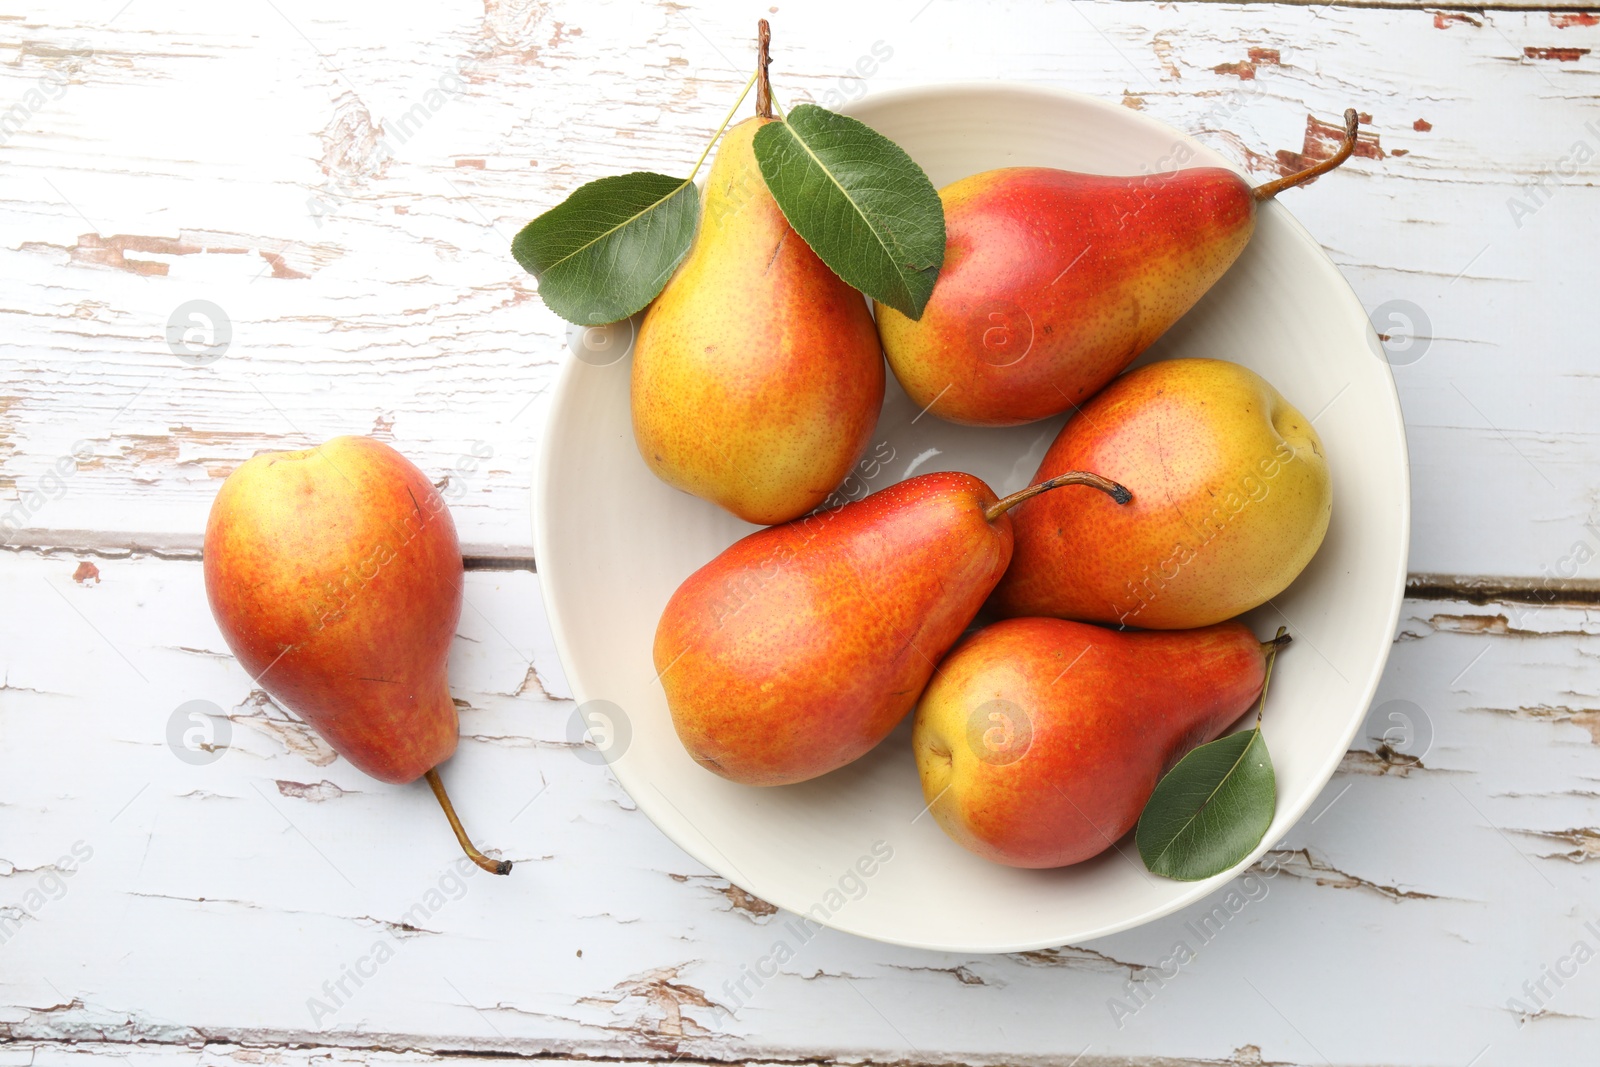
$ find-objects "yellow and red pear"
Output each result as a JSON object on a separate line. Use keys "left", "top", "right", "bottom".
{"left": 989, "top": 358, "right": 1331, "bottom": 629}
{"left": 654, "top": 469, "right": 1128, "bottom": 786}
{"left": 876, "top": 111, "right": 1360, "bottom": 427}
{"left": 204, "top": 435, "right": 508, "bottom": 874}
{"left": 631, "top": 112, "right": 884, "bottom": 525}
{"left": 914, "top": 617, "right": 1282, "bottom": 868}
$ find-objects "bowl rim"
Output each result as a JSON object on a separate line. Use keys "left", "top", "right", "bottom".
{"left": 532, "top": 81, "right": 1412, "bottom": 953}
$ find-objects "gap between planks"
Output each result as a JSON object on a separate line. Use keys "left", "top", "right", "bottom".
{"left": 0, "top": 1038, "right": 1312, "bottom": 1067}
{"left": 11, "top": 532, "right": 1600, "bottom": 606}
{"left": 1, "top": 532, "right": 536, "bottom": 572}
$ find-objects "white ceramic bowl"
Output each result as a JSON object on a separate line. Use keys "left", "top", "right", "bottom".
{"left": 533, "top": 84, "right": 1409, "bottom": 952}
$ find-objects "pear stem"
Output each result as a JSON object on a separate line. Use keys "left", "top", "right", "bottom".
{"left": 983, "top": 471, "right": 1132, "bottom": 523}
{"left": 755, "top": 19, "right": 773, "bottom": 120}
{"left": 1260, "top": 630, "right": 1294, "bottom": 656}
{"left": 424, "top": 767, "right": 512, "bottom": 876}
{"left": 1254, "top": 626, "right": 1291, "bottom": 725}
{"left": 1251, "top": 109, "right": 1360, "bottom": 201}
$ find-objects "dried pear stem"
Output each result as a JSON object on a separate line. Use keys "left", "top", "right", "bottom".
{"left": 1253, "top": 109, "right": 1360, "bottom": 201}
{"left": 1254, "top": 626, "right": 1291, "bottom": 725}
{"left": 984, "top": 471, "right": 1132, "bottom": 523}
{"left": 755, "top": 19, "right": 773, "bottom": 120}
{"left": 425, "top": 767, "right": 512, "bottom": 876}
{"left": 1259, "top": 630, "right": 1294, "bottom": 656}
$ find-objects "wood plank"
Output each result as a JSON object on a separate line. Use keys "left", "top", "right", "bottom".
{"left": 0, "top": 2, "right": 1597, "bottom": 577}
{"left": 1, "top": 552, "right": 1593, "bottom": 1065}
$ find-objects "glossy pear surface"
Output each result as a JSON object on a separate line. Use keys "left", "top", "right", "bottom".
{"left": 655, "top": 471, "right": 1018, "bottom": 786}
{"left": 991, "top": 358, "right": 1330, "bottom": 629}
{"left": 876, "top": 165, "right": 1255, "bottom": 427}
{"left": 914, "top": 617, "right": 1270, "bottom": 868}
{"left": 203, "top": 436, "right": 462, "bottom": 784}
{"left": 632, "top": 116, "right": 885, "bottom": 525}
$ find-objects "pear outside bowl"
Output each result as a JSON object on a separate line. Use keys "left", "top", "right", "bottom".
{"left": 532, "top": 84, "right": 1410, "bottom": 953}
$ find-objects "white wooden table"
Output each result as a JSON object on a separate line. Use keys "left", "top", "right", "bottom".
{"left": 2, "top": 1, "right": 1597, "bottom": 1064}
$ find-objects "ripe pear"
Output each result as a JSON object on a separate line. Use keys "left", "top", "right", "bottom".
{"left": 875, "top": 111, "right": 1360, "bottom": 427}
{"left": 204, "top": 435, "right": 509, "bottom": 874}
{"left": 914, "top": 617, "right": 1283, "bottom": 868}
{"left": 989, "top": 358, "right": 1331, "bottom": 629}
{"left": 632, "top": 113, "right": 885, "bottom": 525}
{"left": 654, "top": 469, "right": 1129, "bottom": 786}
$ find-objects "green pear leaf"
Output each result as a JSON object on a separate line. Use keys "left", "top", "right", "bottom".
{"left": 752, "top": 104, "right": 945, "bottom": 319}
{"left": 1136, "top": 727, "right": 1276, "bottom": 881}
{"left": 511, "top": 171, "right": 699, "bottom": 326}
